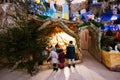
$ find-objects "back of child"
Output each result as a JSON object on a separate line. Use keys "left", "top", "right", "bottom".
{"left": 58, "top": 49, "right": 65, "bottom": 69}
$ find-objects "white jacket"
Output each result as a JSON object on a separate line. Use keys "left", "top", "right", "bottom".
{"left": 49, "top": 51, "right": 58, "bottom": 63}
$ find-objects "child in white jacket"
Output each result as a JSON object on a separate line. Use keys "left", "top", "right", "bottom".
{"left": 47, "top": 46, "right": 58, "bottom": 71}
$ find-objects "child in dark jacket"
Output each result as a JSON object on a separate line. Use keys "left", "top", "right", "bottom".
{"left": 58, "top": 49, "right": 65, "bottom": 69}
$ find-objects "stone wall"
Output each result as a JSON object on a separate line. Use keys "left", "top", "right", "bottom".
{"left": 0, "top": 3, "right": 16, "bottom": 28}
{"left": 88, "top": 30, "right": 101, "bottom": 62}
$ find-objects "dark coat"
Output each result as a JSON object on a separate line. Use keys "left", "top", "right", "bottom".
{"left": 66, "top": 44, "right": 75, "bottom": 59}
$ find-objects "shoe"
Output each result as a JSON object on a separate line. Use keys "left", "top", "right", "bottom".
{"left": 56, "top": 68, "right": 58, "bottom": 72}
{"left": 53, "top": 68, "right": 56, "bottom": 71}
{"left": 60, "top": 66, "right": 64, "bottom": 69}
{"left": 73, "top": 64, "right": 75, "bottom": 68}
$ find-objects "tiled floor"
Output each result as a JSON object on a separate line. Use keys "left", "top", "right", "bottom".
{"left": 0, "top": 50, "right": 120, "bottom": 80}
{"left": 30, "top": 65, "right": 107, "bottom": 80}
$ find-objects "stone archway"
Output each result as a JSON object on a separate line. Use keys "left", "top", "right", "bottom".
{"left": 80, "top": 29, "right": 89, "bottom": 50}
{"left": 78, "top": 23, "right": 101, "bottom": 62}
{"left": 36, "top": 19, "right": 82, "bottom": 61}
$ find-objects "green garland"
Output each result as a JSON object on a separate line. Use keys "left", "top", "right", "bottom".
{"left": 90, "top": 21, "right": 101, "bottom": 28}
{"left": 77, "top": 20, "right": 101, "bottom": 28}
{"left": 77, "top": 22, "right": 90, "bottom": 28}
{"left": 36, "top": 14, "right": 50, "bottom": 20}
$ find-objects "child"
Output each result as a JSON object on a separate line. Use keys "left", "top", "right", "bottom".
{"left": 47, "top": 45, "right": 58, "bottom": 71}
{"left": 66, "top": 41, "right": 76, "bottom": 68}
{"left": 58, "top": 49, "right": 65, "bottom": 69}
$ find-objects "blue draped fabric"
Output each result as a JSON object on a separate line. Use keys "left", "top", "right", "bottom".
{"left": 102, "top": 24, "right": 120, "bottom": 31}
{"left": 100, "top": 10, "right": 113, "bottom": 21}
{"left": 80, "top": 11, "right": 92, "bottom": 22}
{"left": 100, "top": 10, "right": 120, "bottom": 21}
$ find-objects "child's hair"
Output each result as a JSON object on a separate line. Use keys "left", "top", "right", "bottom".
{"left": 59, "top": 49, "right": 63, "bottom": 52}
{"left": 69, "top": 41, "right": 73, "bottom": 44}
{"left": 51, "top": 46, "right": 56, "bottom": 51}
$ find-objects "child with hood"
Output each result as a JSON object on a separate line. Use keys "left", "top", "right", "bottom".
{"left": 47, "top": 45, "right": 58, "bottom": 71}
